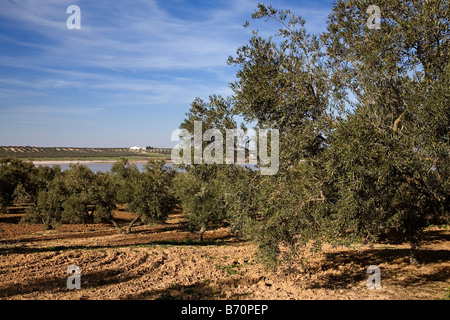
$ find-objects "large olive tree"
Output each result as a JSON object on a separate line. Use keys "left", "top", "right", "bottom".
{"left": 177, "top": 1, "right": 448, "bottom": 266}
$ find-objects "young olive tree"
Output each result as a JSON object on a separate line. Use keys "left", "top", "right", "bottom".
{"left": 124, "top": 159, "right": 177, "bottom": 234}
{"left": 21, "top": 171, "right": 66, "bottom": 230}
{"left": 173, "top": 95, "right": 241, "bottom": 241}
{"left": 23, "top": 164, "right": 119, "bottom": 230}
{"left": 0, "top": 158, "right": 41, "bottom": 213}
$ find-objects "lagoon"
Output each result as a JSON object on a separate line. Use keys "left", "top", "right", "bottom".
{"left": 33, "top": 161, "right": 169, "bottom": 173}
{"left": 33, "top": 161, "right": 258, "bottom": 173}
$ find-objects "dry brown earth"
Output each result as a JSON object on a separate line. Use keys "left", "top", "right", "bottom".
{"left": 0, "top": 211, "right": 449, "bottom": 300}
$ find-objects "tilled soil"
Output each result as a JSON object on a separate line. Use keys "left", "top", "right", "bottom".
{"left": 0, "top": 211, "right": 449, "bottom": 300}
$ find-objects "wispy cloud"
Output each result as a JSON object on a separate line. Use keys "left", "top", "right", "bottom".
{"left": 0, "top": 0, "right": 333, "bottom": 147}
{"left": 0, "top": 0, "right": 330, "bottom": 71}
{"left": 0, "top": 0, "right": 248, "bottom": 71}
{"left": 4, "top": 105, "right": 105, "bottom": 114}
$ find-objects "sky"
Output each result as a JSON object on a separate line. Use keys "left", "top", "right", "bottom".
{"left": 0, "top": 0, "right": 333, "bottom": 148}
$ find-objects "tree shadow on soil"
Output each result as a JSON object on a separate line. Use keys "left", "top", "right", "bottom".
{"left": 0, "top": 224, "right": 185, "bottom": 246}
{"left": 0, "top": 221, "right": 189, "bottom": 246}
{"left": 378, "top": 228, "right": 450, "bottom": 245}
{"left": 0, "top": 215, "right": 22, "bottom": 224}
{"left": 304, "top": 247, "right": 450, "bottom": 290}
{"left": 0, "top": 232, "right": 242, "bottom": 255}
{"left": 126, "top": 275, "right": 260, "bottom": 300}
{"left": 0, "top": 229, "right": 119, "bottom": 245}
{"left": 0, "top": 267, "right": 143, "bottom": 299}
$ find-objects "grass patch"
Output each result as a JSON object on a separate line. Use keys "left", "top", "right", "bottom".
{"left": 437, "top": 287, "right": 450, "bottom": 300}
{"left": 216, "top": 262, "right": 241, "bottom": 276}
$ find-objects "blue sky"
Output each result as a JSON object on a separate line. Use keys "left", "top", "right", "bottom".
{"left": 0, "top": 0, "right": 333, "bottom": 148}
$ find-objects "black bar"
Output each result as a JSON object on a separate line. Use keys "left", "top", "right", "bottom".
{"left": 0, "top": 300, "right": 447, "bottom": 319}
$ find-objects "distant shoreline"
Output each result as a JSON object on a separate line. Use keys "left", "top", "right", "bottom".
{"left": 32, "top": 160, "right": 126, "bottom": 165}
{"left": 31, "top": 159, "right": 173, "bottom": 165}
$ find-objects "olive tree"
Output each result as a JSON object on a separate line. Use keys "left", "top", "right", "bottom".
{"left": 173, "top": 95, "right": 240, "bottom": 240}
{"left": 182, "top": 1, "right": 448, "bottom": 266}
{"left": 22, "top": 164, "right": 119, "bottom": 230}
{"left": 174, "top": 164, "right": 229, "bottom": 241}
{"left": 0, "top": 158, "right": 40, "bottom": 213}
{"left": 110, "top": 157, "right": 140, "bottom": 204}
{"left": 323, "top": 0, "right": 449, "bottom": 258}
{"left": 21, "top": 172, "right": 66, "bottom": 229}
{"left": 124, "top": 159, "right": 177, "bottom": 234}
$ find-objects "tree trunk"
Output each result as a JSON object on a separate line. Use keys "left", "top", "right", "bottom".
{"left": 197, "top": 225, "right": 207, "bottom": 241}
{"left": 408, "top": 228, "right": 421, "bottom": 265}
{"left": 111, "top": 220, "right": 120, "bottom": 232}
{"left": 43, "top": 215, "right": 53, "bottom": 230}
{"left": 125, "top": 215, "right": 142, "bottom": 234}
{"left": 110, "top": 217, "right": 123, "bottom": 233}
{"left": 105, "top": 209, "right": 123, "bottom": 233}
{"left": 409, "top": 247, "right": 419, "bottom": 264}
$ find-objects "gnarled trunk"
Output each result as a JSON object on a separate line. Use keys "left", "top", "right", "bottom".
{"left": 125, "top": 215, "right": 142, "bottom": 234}
{"left": 105, "top": 208, "right": 124, "bottom": 234}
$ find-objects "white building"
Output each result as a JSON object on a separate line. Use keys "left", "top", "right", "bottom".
{"left": 130, "top": 146, "right": 146, "bottom": 152}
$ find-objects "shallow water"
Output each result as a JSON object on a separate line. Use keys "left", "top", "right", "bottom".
{"left": 34, "top": 162, "right": 169, "bottom": 172}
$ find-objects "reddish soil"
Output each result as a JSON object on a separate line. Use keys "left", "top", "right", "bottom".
{"left": 0, "top": 210, "right": 449, "bottom": 300}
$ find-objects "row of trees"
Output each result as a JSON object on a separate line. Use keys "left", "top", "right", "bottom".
{"left": 0, "top": 157, "right": 253, "bottom": 242}
{"left": 0, "top": 157, "right": 177, "bottom": 234}
{"left": 0, "top": 156, "right": 248, "bottom": 241}
{"left": 0, "top": 147, "right": 136, "bottom": 159}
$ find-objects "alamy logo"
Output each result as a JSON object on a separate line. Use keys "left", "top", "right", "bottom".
{"left": 366, "top": 265, "right": 381, "bottom": 289}
{"left": 171, "top": 121, "right": 279, "bottom": 175}
{"left": 366, "top": 5, "right": 381, "bottom": 30}
{"left": 66, "top": 265, "right": 81, "bottom": 290}
{"left": 66, "top": 5, "right": 81, "bottom": 30}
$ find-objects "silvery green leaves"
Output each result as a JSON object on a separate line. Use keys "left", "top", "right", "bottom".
{"left": 171, "top": 121, "right": 279, "bottom": 175}
{"left": 323, "top": 0, "right": 449, "bottom": 252}
{"left": 172, "top": 1, "right": 449, "bottom": 268}
{"left": 171, "top": 95, "right": 279, "bottom": 175}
